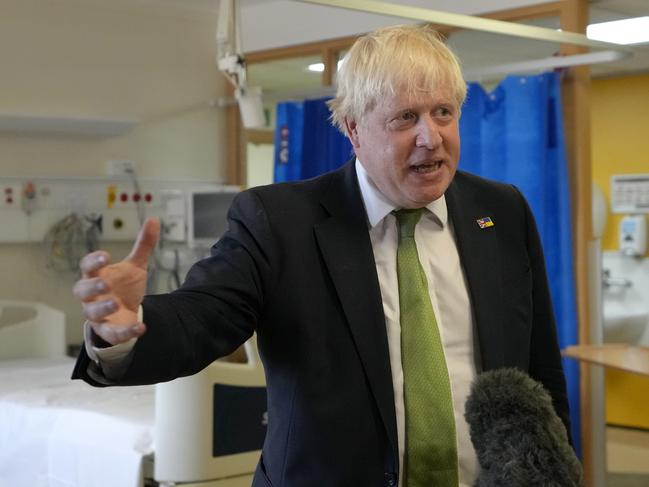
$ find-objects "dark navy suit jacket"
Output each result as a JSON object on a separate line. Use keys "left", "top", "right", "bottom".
{"left": 73, "top": 161, "right": 570, "bottom": 487}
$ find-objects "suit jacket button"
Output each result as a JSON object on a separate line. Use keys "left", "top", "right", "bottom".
{"left": 384, "top": 472, "right": 397, "bottom": 486}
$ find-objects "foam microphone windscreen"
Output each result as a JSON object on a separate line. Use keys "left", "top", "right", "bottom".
{"left": 464, "top": 368, "right": 583, "bottom": 487}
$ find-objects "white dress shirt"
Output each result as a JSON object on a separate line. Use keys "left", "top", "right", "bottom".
{"left": 355, "top": 159, "right": 479, "bottom": 486}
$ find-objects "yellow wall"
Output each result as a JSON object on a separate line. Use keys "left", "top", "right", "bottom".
{"left": 591, "top": 73, "right": 649, "bottom": 428}
{"left": 605, "top": 370, "right": 649, "bottom": 429}
{"left": 592, "top": 73, "right": 649, "bottom": 255}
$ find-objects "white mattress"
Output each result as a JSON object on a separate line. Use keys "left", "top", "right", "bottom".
{"left": 0, "top": 357, "right": 154, "bottom": 487}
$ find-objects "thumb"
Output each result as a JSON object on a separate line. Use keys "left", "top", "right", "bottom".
{"left": 126, "top": 217, "right": 160, "bottom": 268}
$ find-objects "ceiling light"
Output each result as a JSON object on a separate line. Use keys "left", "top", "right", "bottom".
{"left": 308, "top": 60, "right": 345, "bottom": 73}
{"left": 587, "top": 16, "right": 649, "bottom": 45}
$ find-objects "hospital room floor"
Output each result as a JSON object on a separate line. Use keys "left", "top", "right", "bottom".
{"left": 139, "top": 426, "right": 648, "bottom": 486}
{"left": 606, "top": 426, "right": 649, "bottom": 486}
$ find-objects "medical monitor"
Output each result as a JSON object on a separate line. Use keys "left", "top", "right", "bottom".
{"left": 187, "top": 188, "right": 238, "bottom": 248}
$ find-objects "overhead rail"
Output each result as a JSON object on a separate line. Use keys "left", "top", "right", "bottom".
{"left": 464, "top": 50, "right": 631, "bottom": 80}
{"left": 293, "top": 0, "right": 634, "bottom": 52}
{"left": 217, "top": 0, "right": 635, "bottom": 107}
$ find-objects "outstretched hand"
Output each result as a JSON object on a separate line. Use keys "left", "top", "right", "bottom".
{"left": 73, "top": 217, "right": 160, "bottom": 345}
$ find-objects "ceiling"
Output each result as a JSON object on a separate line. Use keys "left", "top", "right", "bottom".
{"left": 446, "top": 16, "right": 649, "bottom": 80}
{"left": 156, "top": 0, "right": 649, "bottom": 81}
{"left": 583, "top": 0, "right": 649, "bottom": 77}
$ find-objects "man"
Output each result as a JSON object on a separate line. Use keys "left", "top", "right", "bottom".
{"left": 73, "top": 24, "right": 570, "bottom": 487}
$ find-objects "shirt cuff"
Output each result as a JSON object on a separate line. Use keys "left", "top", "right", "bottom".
{"left": 83, "top": 305, "right": 143, "bottom": 379}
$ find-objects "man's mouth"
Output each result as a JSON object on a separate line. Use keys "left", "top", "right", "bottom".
{"left": 411, "top": 160, "right": 443, "bottom": 173}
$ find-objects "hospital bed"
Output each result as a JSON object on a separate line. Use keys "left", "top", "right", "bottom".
{"left": 0, "top": 300, "right": 265, "bottom": 487}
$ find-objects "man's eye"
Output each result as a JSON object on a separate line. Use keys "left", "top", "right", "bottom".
{"left": 389, "top": 111, "right": 417, "bottom": 128}
{"left": 435, "top": 106, "right": 455, "bottom": 119}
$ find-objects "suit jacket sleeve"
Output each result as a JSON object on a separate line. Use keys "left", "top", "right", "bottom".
{"left": 72, "top": 189, "right": 273, "bottom": 386}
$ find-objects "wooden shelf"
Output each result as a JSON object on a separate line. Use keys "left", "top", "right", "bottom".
{"left": 563, "top": 344, "right": 649, "bottom": 377}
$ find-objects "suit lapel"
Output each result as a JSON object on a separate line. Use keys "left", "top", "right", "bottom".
{"left": 446, "top": 174, "right": 505, "bottom": 370}
{"left": 311, "top": 165, "right": 506, "bottom": 461}
{"left": 313, "top": 162, "right": 399, "bottom": 467}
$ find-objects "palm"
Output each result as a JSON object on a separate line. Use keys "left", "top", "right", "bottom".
{"left": 99, "top": 261, "right": 148, "bottom": 317}
{"left": 74, "top": 218, "right": 160, "bottom": 344}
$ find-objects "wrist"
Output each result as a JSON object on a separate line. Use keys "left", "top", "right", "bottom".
{"left": 90, "top": 328, "right": 113, "bottom": 348}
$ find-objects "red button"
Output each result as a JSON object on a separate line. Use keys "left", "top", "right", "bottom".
{"left": 133, "top": 193, "right": 141, "bottom": 202}
{"left": 120, "top": 192, "right": 128, "bottom": 202}
{"left": 144, "top": 193, "right": 152, "bottom": 203}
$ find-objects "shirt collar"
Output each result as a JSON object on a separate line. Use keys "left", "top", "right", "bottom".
{"left": 355, "top": 158, "right": 448, "bottom": 228}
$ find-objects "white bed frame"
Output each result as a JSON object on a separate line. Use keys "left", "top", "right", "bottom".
{"left": 0, "top": 300, "right": 264, "bottom": 487}
{"left": 0, "top": 299, "right": 66, "bottom": 359}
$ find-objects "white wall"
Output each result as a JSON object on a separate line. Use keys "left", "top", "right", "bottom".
{"left": 0, "top": 0, "right": 227, "bottom": 345}
{"left": 246, "top": 142, "right": 275, "bottom": 189}
{"left": 601, "top": 251, "right": 649, "bottom": 345}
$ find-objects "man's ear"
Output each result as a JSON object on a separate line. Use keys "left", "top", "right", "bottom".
{"left": 344, "top": 118, "right": 361, "bottom": 148}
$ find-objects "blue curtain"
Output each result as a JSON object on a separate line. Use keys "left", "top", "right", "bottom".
{"left": 272, "top": 76, "right": 581, "bottom": 454}
{"left": 459, "top": 72, "right": 581, "bottom": 456}
{"left": 273, "top": 97, "right": 352, "bottom": 182}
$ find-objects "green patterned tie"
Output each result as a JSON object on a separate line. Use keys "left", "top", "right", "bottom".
{"left": 394, "top": 209, "right": 458, "bottom": 487}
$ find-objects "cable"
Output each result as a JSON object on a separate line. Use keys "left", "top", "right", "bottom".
{"left": 125, "top": 167, "right": 146, "bottom": 227}
{"left": 43, "top": 213, "right": 88, "bottom": 273}
{"left": 84, "top": 213, "right": 102, "bottom": 253}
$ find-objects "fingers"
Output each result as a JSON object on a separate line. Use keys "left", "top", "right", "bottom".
{"left": 81, "top": 295, "right": 139, "bottom": 324}
{"left": 74, "top": 259, "right": 111, "bottom": 307}
{"left": 90, "top": 321, "right": 147, "bottom": 346}
{"left": 79, "top": 251, "right": 111, "bottom": 279}
{"left": 126, "top": 218, "right": 160, "bottom": 269}
{"left": 82, "top": 299, "right": 118, "bottom": 322}
{"left": 73, "top": 277, "right": 109, "bottom": 301}
{"left": 82, "top": 297, "right": 144, "bottom": 345}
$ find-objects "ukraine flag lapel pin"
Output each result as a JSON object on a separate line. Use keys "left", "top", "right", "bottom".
{"left": 476, "top": 217, "right": 494, "bottom": 229}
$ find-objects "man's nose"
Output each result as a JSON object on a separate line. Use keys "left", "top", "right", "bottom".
{"left": 415, "top": 116, "right": 442, "bottom": 149}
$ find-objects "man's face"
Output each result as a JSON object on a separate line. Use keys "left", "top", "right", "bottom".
{"left": 346, "top": 88, "right": 461, "bottom": 209}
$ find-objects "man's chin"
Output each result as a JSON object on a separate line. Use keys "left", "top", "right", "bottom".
{"left": 409, "top": 184, "right": 451, "bottom": 206}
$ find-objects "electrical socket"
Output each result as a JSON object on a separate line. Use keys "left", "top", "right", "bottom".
{"left": 0, "top": 183, "right": 22, "bottom": 209}
{"left": 107, "top": 159, "right": 136, "bottom": 177}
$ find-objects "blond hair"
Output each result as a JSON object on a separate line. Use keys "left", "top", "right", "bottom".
{"left": 328, "top": 24, "right": 466, "bottom": 132}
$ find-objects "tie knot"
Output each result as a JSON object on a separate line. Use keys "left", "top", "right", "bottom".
{"left": 393, "top": 208, "right": 425, "bottom": 239}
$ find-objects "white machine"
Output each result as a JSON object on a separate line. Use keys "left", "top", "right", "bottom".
{"left": 619, "top": 214, "right": 647, "bottom": 257}
{"left": 186, "top": 189, "right": 238, "bottom": 249}
{"left": 155, "top": 338, "right": 266, "bottom": 487}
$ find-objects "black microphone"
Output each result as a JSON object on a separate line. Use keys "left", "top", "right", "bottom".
{"left": 464, "top": 368, "right": 583, "bottom": 487}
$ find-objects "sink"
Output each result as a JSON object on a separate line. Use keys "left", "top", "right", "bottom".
{"left": 603, "top": 300, "right": 649, "bottom": 344}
